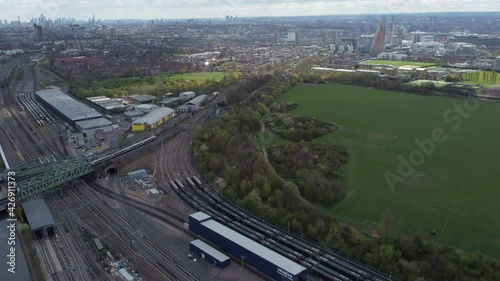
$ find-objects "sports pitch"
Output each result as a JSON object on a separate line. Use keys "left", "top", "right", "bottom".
{"left": 278, "top": 84, "right": 500, "bottom": 258}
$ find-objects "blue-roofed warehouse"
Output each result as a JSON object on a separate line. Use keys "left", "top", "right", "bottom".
{"left": 189, "top": 239, "right": 231, "bottom": 269}
{"left": 189, "top": 211, "right": 307, "bottom": 281}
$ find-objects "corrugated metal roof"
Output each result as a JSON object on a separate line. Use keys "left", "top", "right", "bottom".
{"left": 127, "top": 169, "right": 147, "bottom": 176}
{"left": 186, "top": 95, "right": 207, "bottom": 106}
{"left": 75, "top": 117, "right": 113, "bottom": 130}
{"left": 179, "top": 91, "right": 195, "bottom": 97}
{"left": 132, "top": 107, "right": 174, "bottom": 126}
{"left": 87, "top": 96, "right": 107, "bottom": 100}
{"left": 94, "top": 100, "right": 121, "bottom": 106}
{"left": 93, "top": 238, "right": 104, "bottom": 250}
{"left": 123, "top": 110, "right": 145, "bottom": 117}
{"left": 22, "top": 199, "right": 55, "bottom": 231}
{"left": 130, "top": 94, "right": 157, "bottom": 103}
{"left": 117, "top": 268, "right": 134, "bottom": 281}
{"left": 189, "top": 211, "right": 211, "bottom": 222}
{"left": 36, "top": 89, "right": 102, "bottom": 122}
{"left": 135, "top": 104, "right": 158, "bottom": 109}
{"left": 159, "top": 97, "right": 181, "bottom": 103}
{"left": 201, "top": 219, "right": 306, "bottom": 275}
{"left": 190, "top": 239, "right": 229, "bottom": 262}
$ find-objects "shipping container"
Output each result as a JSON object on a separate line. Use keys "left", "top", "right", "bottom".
{"left": 189, "top": 239, "right": 231, "bottom": 269}
{"left": 189, "top": 212, "right": 307, "bottom": 281}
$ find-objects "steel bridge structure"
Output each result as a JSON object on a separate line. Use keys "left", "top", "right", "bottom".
{"left": 0, "top": 155, "right": 94, "bottom": 210}
{"left": 0, "top": 135, "right": 157, "bottom": 210}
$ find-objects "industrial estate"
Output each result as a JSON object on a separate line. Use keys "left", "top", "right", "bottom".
{"left": 1, "top": 6, "right": 500, "bottom": 281}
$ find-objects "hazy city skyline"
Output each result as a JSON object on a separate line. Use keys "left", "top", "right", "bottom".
{"left": 0, "top": 0, "right": 498, "bottom": 22}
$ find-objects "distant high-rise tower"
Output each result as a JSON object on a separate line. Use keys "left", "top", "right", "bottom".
{"left": 274, "top": 31, "right": 280, "bottom": 43}
{"left": 39, "top": 13, "right": 46, "bottom": 24}
{"left": 295, "top": 31, "right": 301, "bottom": 45}
{"left": 33, "top": 24, "right": 43, "bottom": 41}
{"left": 430, "top": 17, "right": 436, "bottom": 26}
{"left": 332, "top": 30, "right": 340, "bottom": 44}
{"left": 322, "top": 32, "right": 328, "bottom": 45}
{"left": 370, "top": 19, "right": 386, "bottom": 56}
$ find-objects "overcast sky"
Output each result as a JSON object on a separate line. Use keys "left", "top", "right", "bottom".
{"left": 0, "top": 0, "right": 497, "bottom": 21}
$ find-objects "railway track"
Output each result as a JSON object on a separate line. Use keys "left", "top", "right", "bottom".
{"left": 35, "top": 237, "right": 58, "bottom": 281}
{"left": 46, "top": 193, "right": 94, "bottom": 281}
{"left": 171, "top": 176, "right": 392, "bottom": 281}
{"left": 0, "top": 57, "right": 68, "bottom": 167}
{"left": 86, "top": 180, "right": 185, "bottom": 224}
{"left": 47, "top": 186, "right": 123, "bottom": 281}
{"left": 74, "top": 182, "right": 196, "bottom": 281}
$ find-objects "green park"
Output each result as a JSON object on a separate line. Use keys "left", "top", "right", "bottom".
{"left": 270, "top": 83, "right": 500, "bottom": 258}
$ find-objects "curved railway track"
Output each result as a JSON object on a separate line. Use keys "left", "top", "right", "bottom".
{"left": 171, "top": 176, "right": 392, "bottom": 281}
{"left": 86, "top": 180, "right": 185, "bottom": 225}
{"left": 155, "top": 93, "right": 392, "bottom": 281}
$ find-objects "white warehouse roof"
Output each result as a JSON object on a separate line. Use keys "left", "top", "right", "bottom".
{"left": 190, "top": 211, "right": 211, "bottom": 222}
{"left": 132, "top": 107, "right": 174, "bottom": 126}
{"left": 186, "top": 95, "right": 207, "bottom": 106}
{"left": 201, "top": 219, "right": 306, "bottom": 275}
{"left": 179, "top": 91, "right": 195, "bottom": 97}
{"left": 117, "top": 268, "right": 134, "bottom": 281}
{"left": 135, "top": 104, "right": 158, "bottom": 110}
{"left": 75, "top": 117, "right": 112, "bottom": 130}
{"left": 87, "top": 96, "right": 107, "bottom": 101}
{"left": 190, "top": 239, "right": 230, "bottom": 262}
{"left": 36, "top": 89, "right": 102, "bottom": 122}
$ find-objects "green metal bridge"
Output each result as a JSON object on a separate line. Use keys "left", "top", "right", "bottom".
{"left": 0, "top": 155, "right": 95, "bottom": 210}
{"left": 0, "top": 134, "right": 158, "bottom": 211}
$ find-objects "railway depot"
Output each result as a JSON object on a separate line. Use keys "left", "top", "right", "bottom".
{"left": 189, "top": 211, "right": 308, "bottom": 281}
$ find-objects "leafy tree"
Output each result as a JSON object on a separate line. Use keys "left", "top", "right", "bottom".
{"left": 227, "top": 69, "right": 242, "bottom": 81}
{"left": 255, "top": 102, "right": 269, "bottom": 117}
{"left": 224, "top": 166, "right": 240, "bottom": 188}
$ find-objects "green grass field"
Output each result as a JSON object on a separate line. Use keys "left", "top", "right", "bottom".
{"left": 361, "top": 60, "right": 436, "bottom": 67}
{"left": 460, "top": 71, "right": 500, "bottom": 86}
{"left": 171, "top": 72, "right": 225, "bottom": 82}
{"left": 277, "top": 84, "right": 500, "bottom": 258}
{"left": 99, "top": 72, "right": 225, "bottom": 89}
